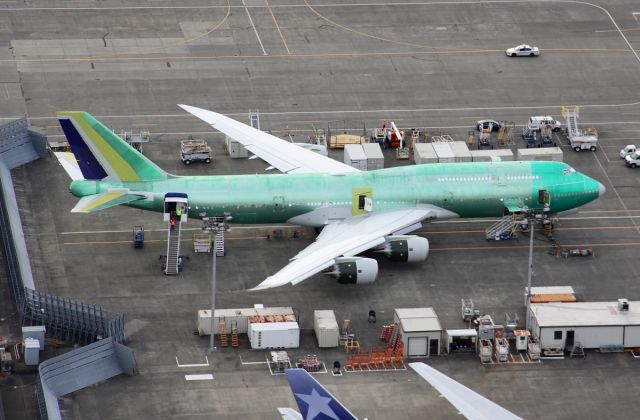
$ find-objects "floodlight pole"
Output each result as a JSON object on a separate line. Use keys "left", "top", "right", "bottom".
{"left": 203, "top": 215, "right": 230, "bottom": 353}
{"left": 209, "top": 229, "right": 218, "bottom": 352}
{"left": 525, "top": 216, "right": 535, "bottom": 331}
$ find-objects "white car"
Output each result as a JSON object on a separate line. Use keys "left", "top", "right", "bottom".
{"left": 506, "top": 44, "right": 540, "bottom": 57}
{"left": 620, "top": 145, "right": 636, "bottom": 159}
{"left": 625, "top": 153, "right": 640, "bottom": 168}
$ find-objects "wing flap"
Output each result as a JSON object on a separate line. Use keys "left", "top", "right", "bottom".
{"left": 71, "top": 190, "right": 145, "bottom": 213}
{"left": 179, "top": 105, "right": 360, "bottom": 175}
{"left": 251, "top": 208, "right": 431, "bottom": 290}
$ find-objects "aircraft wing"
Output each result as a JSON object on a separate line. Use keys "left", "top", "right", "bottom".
{"left": 251, "top": 207, "right": 431, "bottom": 290}
{"left": 408, "top": 363, "right": 523, "bottom": 420}
{"left": 179, "top": 104, "right": 360, "bottom": 175}
{"left": 71, "top": 190, "right": 146, "bottom": 213}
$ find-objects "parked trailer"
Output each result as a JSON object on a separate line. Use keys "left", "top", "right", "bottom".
{"left": 449, "top": 141, "right": 472, "bottom": 162}
{"left": 362, "top": 142, "right": 384, "bottom": 170}
{"left": 248, "top": 321, "right": 300, "bottom": 349}
{"left": 469, "top": 149, "right": 514, "bottom": 162}
{"left": 344, "top": 144, "right": 368, "bottom": 170}
{"left": 432, "top": 142, "right": 455, "bottom": 163}
{"left": 516, "top": 147, "right": 563, "bottom": 162}
{"left": 414, "top": 143, "right": 438, "bottom": 164}
{"left": 314, "top": 310, "right": 340, "bottom": 348}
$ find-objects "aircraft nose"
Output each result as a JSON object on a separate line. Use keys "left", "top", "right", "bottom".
{"left": 598, "top": 182, "right": 606, "bottom": 197}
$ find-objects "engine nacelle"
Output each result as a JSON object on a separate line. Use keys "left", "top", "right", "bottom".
{"left": 382, "top": 235, "right": 429, "bottom": 262}
{"left": 326, "top": 257, "right": 378, "bottom": 285}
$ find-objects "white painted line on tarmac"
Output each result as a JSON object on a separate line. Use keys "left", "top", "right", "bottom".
{"left": 176, "top": 355, "right": 210, "bottom": 368}
{"left": 185, "top": 374, "right": 214, "bottom": 381}
{"left": 242, "top": 0, "right": 268, "bottom": 56}
{"left": 592, "top": 152, "right": 640, "bottom": 235}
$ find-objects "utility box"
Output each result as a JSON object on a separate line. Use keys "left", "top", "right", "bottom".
{"left": 344, "top": 144, "right": 368, "bottom": 171}
{"left": 414, "top": 143, "right": 438, "bottom": 164}
{"left": 313, "top": 310, "right": 340, "bottom": 348}
{"left": 248, "top": 321, "right": 300, "bottom": 349}
{"left": 22, "top": 326, "right": 45, "bottom": 350}
{"left": 225, "top": 135, "right": 248, "bottom": 158}
{"left": 24, "top": 337, "right": 40, "bottom": 366}
{"left": 362, "top": 143, "right": 384, "bottom": 170}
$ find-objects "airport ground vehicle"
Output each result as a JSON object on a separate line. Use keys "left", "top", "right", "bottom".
{"left": 506, "top": 44, "right": 540, "bottom": 57}
{"left": 620, "top": 145, "right": 636, "bottom": 158}
{"left": 476, "top": 119, "right": 501, "bottom": 132}
{"left": 180, "top": 139, "right": 212, "bottom": 165}
{"left": 625, "top": 152, "right": 640, "bottom": 168}
{"left": 133, "top": 226, "right": 144, "bottom": 248}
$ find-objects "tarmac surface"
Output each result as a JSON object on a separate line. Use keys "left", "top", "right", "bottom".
{"left": 2, "top": 0, "right": 640, "bottom": 419}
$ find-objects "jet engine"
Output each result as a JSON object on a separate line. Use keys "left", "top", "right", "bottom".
{"left": 326, "top": 257, "right": 378, "bottom": 285}
{"left": 381, "top": 235, "right": 429, "bottom": 262}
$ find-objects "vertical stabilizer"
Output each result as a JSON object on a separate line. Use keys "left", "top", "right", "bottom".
{"left": 57, "top": 111, "right": 167, "bottom": 181}
{"left": 284, "top": 368, "right": 358, "bottom": 420}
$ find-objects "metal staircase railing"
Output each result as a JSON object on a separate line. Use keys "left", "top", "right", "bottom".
{"left": 165, "top": 221, "right": 182, "bottom": 275}
{"left": 486, "top": 215, "right": 521, "bottom": 240}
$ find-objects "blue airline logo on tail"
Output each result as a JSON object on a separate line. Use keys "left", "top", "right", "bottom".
{"left": 285, "top": 369, "right": 357, "bottom": 420}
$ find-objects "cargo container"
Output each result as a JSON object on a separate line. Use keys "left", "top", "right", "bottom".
{"left": 469, "top": 149, "right": 514, "bottom": 162}
{"left": 449, "top": 141, "right": 472, "bottom": 162}
{"left": 225, "top": 135, "right": 249, "bottom": 158}
{"left": 330, "top": 134, "right": 364, "bottom": 149}
{"left": 248, "top": 321, "right": 300, "bottom": 349}
{"left": 344, "top": 144, "right": 368, "bottom": 170}
{"left": 197, "top": 307, "right": 295, "bottom": 336}
{"left": 432, "top": 142, "right": 455, "bottom": 163}
{"left": 414, "top": 143, "right": 438, "bottom": 165}
{"left": 516, "top": 147, "right": 563, "bottom": 162}
{"left": 362, "top": 143, "right": 384, "bottom": 170}
{"left": 313, "top": 310, "right": 340, "bottom": 348}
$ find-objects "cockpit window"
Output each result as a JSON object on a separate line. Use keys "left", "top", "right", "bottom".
{"left": 562, "top": 166, "right": 576, "bottom": 175}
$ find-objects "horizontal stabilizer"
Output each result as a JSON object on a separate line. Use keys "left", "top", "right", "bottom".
{"left": 71, "top": 190, "right": 145, "bottom": 213}
{"left": 54, "top": 152, "right": 84, "bottom": 181}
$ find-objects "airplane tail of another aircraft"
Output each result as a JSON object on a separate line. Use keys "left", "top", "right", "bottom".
{"left": 57, "top": 111, "right": 168, "bottom": 182}
{"left": 282, "top": 368, "right": 358, "bottom": 420}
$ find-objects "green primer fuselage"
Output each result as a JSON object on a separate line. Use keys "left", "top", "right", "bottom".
{"left": 70, "top": 160, "right": 600, "bottom": 223}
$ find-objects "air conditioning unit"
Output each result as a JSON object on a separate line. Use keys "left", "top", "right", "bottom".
{"left": 618, "top": 298, "right": 629, "bottom": 312}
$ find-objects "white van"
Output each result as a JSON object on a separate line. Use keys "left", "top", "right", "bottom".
{"left": 528, "top": 116, "right": 562, "bottom": 132}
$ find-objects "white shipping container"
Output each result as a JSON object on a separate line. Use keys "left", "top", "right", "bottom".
{"left": 314, "top": 310, "right": 340, "bottom": 348}
{"left": 362, "top": 143, "right": 384, "bottom": 170}
{"left": 517, "top": 147, "right": 563, "bottom": 162}
{"left": 449, "top": 142, "right": 472, "bottom": 163}
{"left": 343, "top": 144, "right": 368, "bottom": 170}
{"left": 432, "top": 142, "right": 455, "bottom": 163}
{"left": 248, "top": 321, "right": 300, "bottom": 349}
{"left": 226, "top": 135, "right": 249, "bottom": 158}
{"left": 469, "top": 149, "right": 514, "bottom": 162}
{"left": 414, "top": 143, "right": 438, "bottom": 165}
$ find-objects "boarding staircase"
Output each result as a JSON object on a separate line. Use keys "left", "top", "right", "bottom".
{"left": 165, "top": 219, "right": 182, "bottom": 275}
{"left": 485, "top": 214, "right": 524, "bottom": 240}
{"left": 563, "top": 106, "right": 579, "bottom": 137}
{"left": 214, "top": 230, "right": 225, "bottom": 257}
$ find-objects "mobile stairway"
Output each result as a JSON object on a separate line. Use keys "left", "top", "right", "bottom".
{"left": 485, "top": 214, "right": 525, "bottom": 240}
{"left": 164, "top": 193, "right": 188, "bottom": 275}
